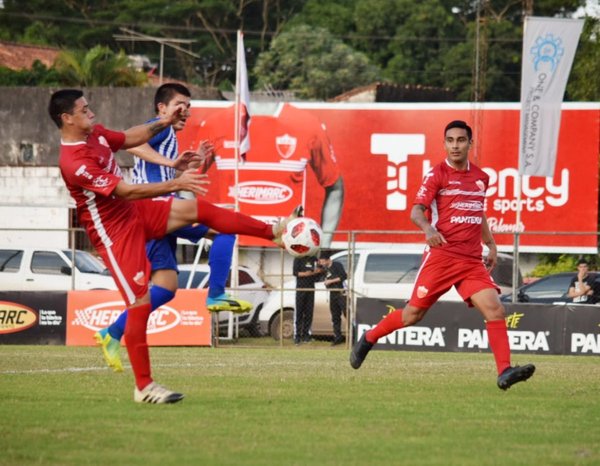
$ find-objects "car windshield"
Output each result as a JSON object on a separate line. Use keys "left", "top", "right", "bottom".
{"left": 62, "top": 250, "right": 107, "bottom": 274}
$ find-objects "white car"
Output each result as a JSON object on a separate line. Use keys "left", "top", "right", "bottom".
{"left": 0, "top": 246, "right": 117, "bottom": 291}
{"left": 258, "top": 248, "right": 520, "bottom": 339}
{"left": 178, "top": 263, "right": 270, "bottom": 336}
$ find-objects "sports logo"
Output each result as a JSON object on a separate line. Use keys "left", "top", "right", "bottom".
{"left": 475, "top": 180, "right": 485, "bottom": 192}
{"left": 233, "top": 181, "right": 293, "bottom": 205}
{"left": 417, "top": 285, "right": 429, "bottom": 299}
{"left": 0, "top": 301, "right": 38, "bottom": 334}
{"left": 71, "top": 300, "right": 181, "bottom": 334}
{"left": 93, "top": 175, "right": 110, "bottom": 188}
{"left": 75, "top": 164, "right": 93, "bottom": 180}
{"left": 276, "top": 134, "right": 297, "bottom": 159}
{"left": 133, "top": 271, "right": 145, "bottom": 286}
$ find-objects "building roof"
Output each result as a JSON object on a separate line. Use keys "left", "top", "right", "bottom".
{"left": 0, "top": 41, "right": 60, "bottom": 70}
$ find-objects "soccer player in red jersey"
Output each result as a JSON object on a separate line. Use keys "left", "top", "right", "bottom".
{"left": 350, "top": 120, "right": 535, "bottom": 390}
{"left": 49, "top": 89, "right": 300, "bottom": 404}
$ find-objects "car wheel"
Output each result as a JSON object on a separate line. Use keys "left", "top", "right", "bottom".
{"left": 269, "top": 309, "right": 294, "bottom": 340}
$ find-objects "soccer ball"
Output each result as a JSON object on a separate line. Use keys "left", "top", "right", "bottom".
{"left": 281, "top": 217, "right": 322, "bottom": 258}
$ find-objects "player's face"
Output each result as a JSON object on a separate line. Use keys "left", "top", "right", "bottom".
{"left": 444, "top": 127, "right": 471, "bottom": 168}
{"left": 64, "top": 97, "right": 95, "bottom": 134}
{"left": 159, "top": 93, "right": 191, "bottom": 132}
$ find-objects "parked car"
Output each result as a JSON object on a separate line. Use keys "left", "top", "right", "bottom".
{"left": 500, "top": 272, "right": 600, "bottom": 304}
{"left": 178, "top": 263, "right": 270, "bottom": 336}
{"left": 0, "top": 246, "right": 117, "bottom": 291}
{"left": 258, "top": 248, "right": 521, "bottom": 339}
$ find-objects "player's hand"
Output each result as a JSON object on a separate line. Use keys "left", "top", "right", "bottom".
{"left": 424, "top": 226, "right": 447, "bottom": 248}
{"left": 164, "top": 103, "right": 187, "bottom": 126}
{"left": 173, "top": 150, "right": 203, "bottom": 171}
{"left": 176, "top": 168, "right": 210, "bottom": 196}
{"left": 485, "top": 247, "right": 498, "bottom": 271}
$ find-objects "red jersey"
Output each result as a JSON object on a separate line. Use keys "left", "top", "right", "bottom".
{"left": 59, "top": 125, "right": 131, "bottom": 248}
{"left": 197, "top": 103, "right": 340, "bottom": 220}
{"left": 414, "top": 159, "right": 489, "bottom": 260}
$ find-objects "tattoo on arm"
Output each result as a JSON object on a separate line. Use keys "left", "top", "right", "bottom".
{"left": 148, "top": 121, "right": 164, "bottom": 136}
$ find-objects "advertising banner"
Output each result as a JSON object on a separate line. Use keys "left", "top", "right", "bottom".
{"left": 0, "top": 291, "right": 67, "bottom": 345}
{"left": 66, "top": 289, "right": 211, "bottom": 347}
{"left": 179, "top": 102, "right": 599, "bottom": 253}
{"left": 355, "top": 298, "right": 600, "bottom": 356}
{"left": 519, "top": 17, "right": 584, "bottom": 177}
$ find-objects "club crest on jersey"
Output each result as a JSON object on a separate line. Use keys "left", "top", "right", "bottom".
{"left": 275, "top": 134, "right": 297, "bottom": 159}
{"left": 417, "top": 285, "right": 429, "bottom": 299}
{"left": 475, "top": 180, "right": 485, "bottom": 191}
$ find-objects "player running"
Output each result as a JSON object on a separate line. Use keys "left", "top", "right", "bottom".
{"left": 93, "top": 83, "right": 252, "bottom": 373}
{"left": 50, "top": 89, "right": 300, "bottom": 403}
{"left": 350, "top": 120, "right": 535, "bottom": 391}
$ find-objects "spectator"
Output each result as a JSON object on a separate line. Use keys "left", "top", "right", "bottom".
{"left": 568, "top": 259, "right": 597, "bottom": 304}
{"left": 318, "top": 251, "right": 347, "bottom": 346}
{"left": 293, "top": 255, "right": 323, "bottom": 344}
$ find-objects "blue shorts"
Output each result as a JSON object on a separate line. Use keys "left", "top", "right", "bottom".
{"left": 146, "top": 224, "right": 211, "bottom": 272}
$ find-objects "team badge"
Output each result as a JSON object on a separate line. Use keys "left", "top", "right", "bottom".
{"left": 475, "top": 180, "right": 485, "bottom": 191}
{"left": 275, "top": 134, "right": 297, "bottom": 159}
{"left": 417, "top": 285, "right": 429, "bottom": 298}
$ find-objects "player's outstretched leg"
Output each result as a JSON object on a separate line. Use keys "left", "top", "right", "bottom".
{"left": 94, "top": 327, "right": 124, "bottom": 372}
{"left": 134, "top": 382, "right": 184, "bottom": 404}
{"left": 497, "top": 364, "right": 536, "bottom": 390}
{"left": 350, "top": 333, "right": 374, "bottom": 369}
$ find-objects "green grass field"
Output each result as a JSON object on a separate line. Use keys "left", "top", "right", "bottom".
{"left": 1, "top": 344, "right": 599, "bottom": 466}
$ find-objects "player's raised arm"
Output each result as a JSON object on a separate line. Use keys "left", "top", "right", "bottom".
{"left": 121, "top": 104, "right": 185, "bottom": 149}
{"left": 113, "top": 169, "right": 209, "bottom": 200}
{"left": 127, "top": 143, "right": 202, "bottom": 171}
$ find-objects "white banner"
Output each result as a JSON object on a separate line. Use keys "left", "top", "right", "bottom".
{"left": 519, "top": 17, "right": 584, "bottom": 177}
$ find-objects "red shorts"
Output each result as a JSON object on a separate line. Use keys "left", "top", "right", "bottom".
{"left": 95, "top": 198, "right": 173, "bottom": 306}
{"left": 408, "top": 250, "right": 500, "bottom": 309}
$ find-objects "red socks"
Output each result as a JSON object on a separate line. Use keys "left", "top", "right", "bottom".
{"left": 486, "top": 319, "right": 511, "bottom": 374}
{"left": 366, "top": 308, "right": 404, "bottom": 344}
{"left": 124, "top": 302, "right": 153, "bottom": 390}
{"left": 196, "top": 198, "right": 273, "bottom": 240}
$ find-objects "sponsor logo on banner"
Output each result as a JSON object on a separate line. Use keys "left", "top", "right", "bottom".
{"left": 357, "top": 324, "right": 446, "bottom": 347}
{"left": 276, "top": 134, "right": 297, "bottom": 159}
{"left": 570, "top": 333, "right": 600, "bottom": 354}
{"left": 457, "top": 328, "right": 550, "bottom": 352}
{"left": 0, "top": 301, "right": 38, "bottom": 334}
{"left": 233, "top": 181, "right": 293, "bottom": 205}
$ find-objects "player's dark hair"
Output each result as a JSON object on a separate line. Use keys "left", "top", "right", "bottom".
{"left": 577, "top": 258, "right": 589, "bottom": 266}
{"left": 48, "top": 89, "right": 83, "bottom": 128}
{"left": 154, "top": 83, "right": 191, "bottom": 113}
{"left": 444, "top": 120, "right": 472, "bottom": 141}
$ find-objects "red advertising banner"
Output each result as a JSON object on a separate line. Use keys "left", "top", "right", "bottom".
{"left": 178, "top": 102, "right": 600, "bottom": 253}
{"left": 66, "top": 289, "right": 211, "bottom": 346}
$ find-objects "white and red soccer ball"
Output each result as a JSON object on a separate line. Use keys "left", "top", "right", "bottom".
{"left": 281, "top": 217, "right": 323, "bottom": 257}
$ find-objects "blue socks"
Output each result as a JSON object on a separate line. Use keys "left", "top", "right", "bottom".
{"left": 107, "top": 285, "right": 175, "bottom": 341}
{"left": 208, "top": 234, "right": 235, "bottom": 298}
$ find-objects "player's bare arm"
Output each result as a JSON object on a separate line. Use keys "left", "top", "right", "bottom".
{"left": 127, "top": 144, "right": 202, "bottom": 172}
{"left": 481, "top": 213, "right": 498, "bottom": 270}
{"left": 411, "top": 204, "right": 447, "bottom": 247}
{"left": 113, "top": 169, "right": 209, "bottom": 200}
{"left": 121, "top": 104, "right": 186, "bottom": 149}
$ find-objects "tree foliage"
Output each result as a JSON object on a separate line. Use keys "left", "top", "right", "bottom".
{"left": 0, "top": 0, "right": 597, "bottom": 100}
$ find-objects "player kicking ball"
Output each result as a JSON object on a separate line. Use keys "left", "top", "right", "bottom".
{"left": 350, "top": 120, "right": 535, "bottom": 391}
{"left": 49, "top": 89, "right": 302, "bottom": 404}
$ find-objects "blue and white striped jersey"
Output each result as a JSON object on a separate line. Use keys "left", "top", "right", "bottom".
{"left": 132, "top": 117, "right": 178, "bottom": 185}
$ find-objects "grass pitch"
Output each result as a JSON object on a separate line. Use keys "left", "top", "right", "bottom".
{"left": 1, "top": 344, "right": 599, "bottom": 466}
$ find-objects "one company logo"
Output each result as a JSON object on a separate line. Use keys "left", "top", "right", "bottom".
{"left": 75, "top": 164, "right": 93, "bottom": 180}
{"left": 232, "top": 181, "right": 293, "bottom": 205}
{"left": 450, "top": 216, "right": 482, "bottom": 224}
{"left": 358, "top": 324, "right": 445, "bottom": 347}
{"left": 571, "top": 333, "right": 600, "bottom": 354}
{"left": 276, "top": 134, "right": 297, "bottom": 159}
{"left": 530, "top": 33, "right": 564, "bottom": 72}
{"left": 417, "top": 285, "right": 428, "bottom": 298}
{"left": 133, "top": 271, "right": 145, "bottom": 286}
{"left": 71, "top": 301, "right": 181, "bottom": 334}
{"left": 0, "top": 301, "right": 38, "bottom": 334}
{"left": 450, "top": 201, "right": 484, "bottom": 212}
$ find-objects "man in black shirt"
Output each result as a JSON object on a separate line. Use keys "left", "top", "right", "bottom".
{"left": 318, "top": 251, "right": 348, "bottom": 346}
{"left": 293, "top": 255, "right": 323, "bottom": 344}
{"left": 568, "top": 258, "right": 598, "bottom": 304}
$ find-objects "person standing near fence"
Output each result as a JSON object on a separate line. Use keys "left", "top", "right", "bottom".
{"left": 318, "top": 251, "right": 347, "bottom": 346}
{"left": 350, "top": 120, "right": 535, "bottom": 391}
{"left": 293, "top": 255, "right": 323, "bottom": 344}
{"left": 568, "top": 258, "right": 597, "bottom": 304}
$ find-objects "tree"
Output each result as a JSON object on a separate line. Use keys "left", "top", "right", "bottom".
{"left": 254, "top": 24, "right": 379, "bottom": 99}
{"left": 567, "top": 17, "right": 600, "bottom": 101}
{"left": 53, "top": 46, "right": 148, "bottom": 87}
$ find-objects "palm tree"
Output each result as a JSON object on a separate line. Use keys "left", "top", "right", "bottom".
{"left": 54, "top": 45, "right": 147, "bottom": 87}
